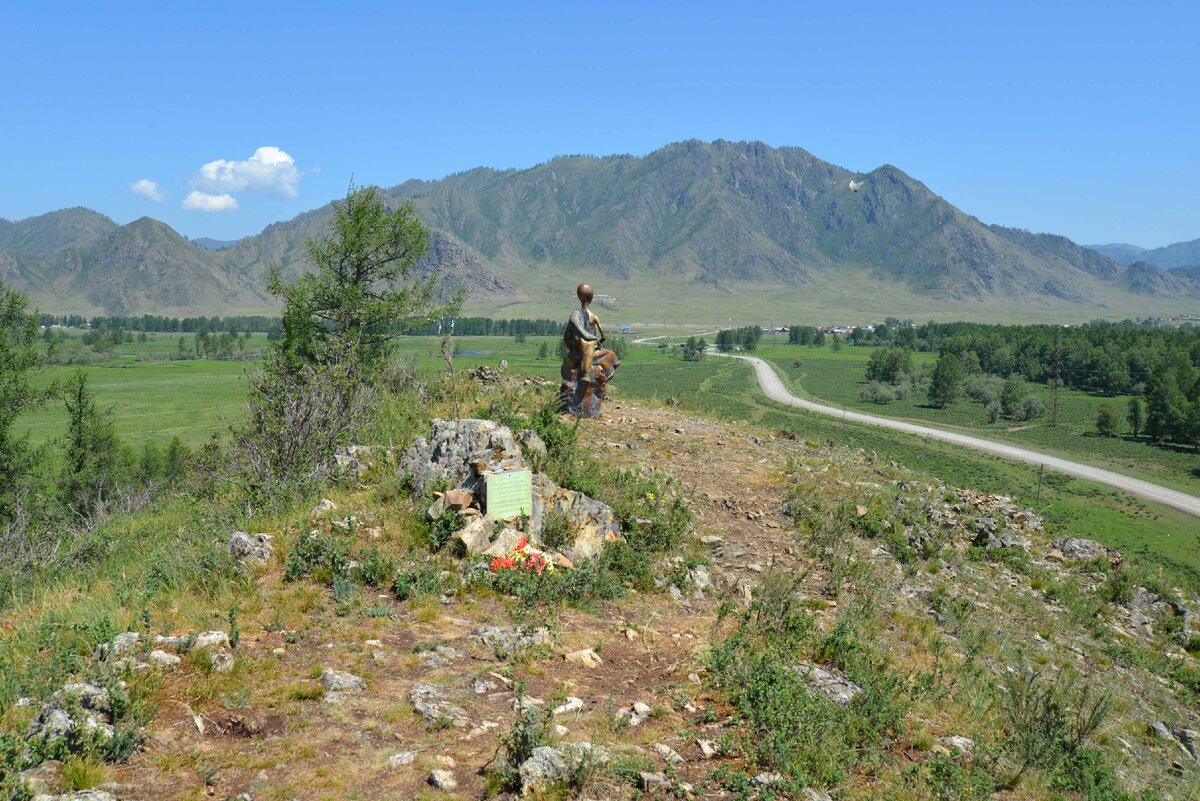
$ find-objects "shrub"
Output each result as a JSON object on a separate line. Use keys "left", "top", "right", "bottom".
{"left": 284, "top": 528, "right": 351, "bottom": 583}
{"left": 392, "top": 566, "right": 448, "bottom": 601}
{"left": 354, "top": 546, "right": 397, "bottom": 588}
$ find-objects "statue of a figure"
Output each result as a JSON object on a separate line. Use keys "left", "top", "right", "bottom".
{"left": 560, "top": 283, "right": 620, "bottom": 418}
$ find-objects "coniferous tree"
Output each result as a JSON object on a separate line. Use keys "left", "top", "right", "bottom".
{"left": 927, "top": 353, "right": 964, "bottom": 408}
{"left": 0, "top": 283, "right": 50, "bottom": 523}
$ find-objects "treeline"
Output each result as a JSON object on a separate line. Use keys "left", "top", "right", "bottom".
{"left": 405, "top": 317, "right": 563, "bottom": 337}
{"left": 928, "top": 321, "right": 1200, "bottom": 396}
{"left": 40, "top": 313, "right": 281, "bottom": 334}
{"left": 716, "top": 326, "right": 762, "bottom": 351}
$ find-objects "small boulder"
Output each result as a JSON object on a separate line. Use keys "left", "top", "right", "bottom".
{"left": 311, "top": 498, "right": 337, "bottom": 516}
{"left": 794, "top": 663, "right": 862, "bottom": 707}
{"left": 470, "top": 626, "right": 551, "bottom": 656}
{"left": 653, "top": 743, "right": 684, "bottom": 765}
{"left": 149, "top": 650, "right": 182, "bottom": 670}
{"left": 389, "top": 751, "right": 416, "bottom": 768}
{"left": 936, "top": 735, "right": 975, "bottom": 756}
{"left": 427, "top": 769, "right": 458, "bottom": 790}
{"left": 410, "top": 683, "right": 468, "bottom": 727}
{"left": 564, "top": 648, "right": 603, "bottom": 668}
{"left": 639, "top": 772, "right": 670, "bottom": 791}
{"left": 519, "top": 745, "right": 569, "bottom": 792}
{"left": 321, "top": 668, "right": 366, "bottom": 700}
{"left": 192, "top": 631, "right": 232, "bottom": 651}
{"left": 518, "top": 429, "right": 548, "bottom": 459}
{"left": 229, "top": 531, "right": 273, "bottom": 565}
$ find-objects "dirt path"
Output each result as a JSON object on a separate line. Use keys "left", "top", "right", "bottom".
{"left": 724, "top": 352, "right": 1200, "bottom": 518}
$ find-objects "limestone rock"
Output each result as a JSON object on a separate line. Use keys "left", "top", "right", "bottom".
{"left": 752, "top": 772, "right": 784, "bottom": 787}
{"left": 1151, "top": 721, "right": 1200, "bottom": 762}
{"left": 149, "top": 649, "right": 181, "bottom": 670}
{"left": 311, "top": 498, "right": 337, "bottom": 516}
{"left": 529, "top": 472, "right": 624, "bottom": 562}
{"left": 564, "top": 647, "right": 603, "bottom": 668}
{"left": 553, "top": 696, "right": 583, "bottom": 715}
{"left": 54, "top": 682, "right": 110, "bottom": 712}
{"left": 400, "top": 419, "right": 525, "bottom": 498}
{"left": 520, "top": 745, "right": 569, "bottom": 792}
{"left": 1053, "top": 536, "right": 1120, "bottom": 565}
{"left": 36, "top": 793, "right": 120, "bottom": 801}
{"left": 321, "top": 668, "right": 365, "bottom": 700}
{"left": 108, "top": 631, "right": 141, "bottom": 657}
{"left": 470, "top": 626, "right": 552, "bottom": 656}
{"left": 229, "top": 531, "right": 273, "bottom": 565}
{"left": 427, "top": 769, "right": 458, "bottom": 790}
{"left": 937, "top": 735, "right": 975, "bottom": 755}
{"left": 410, "top": 683, "right": 468, "bottom": 727}
{"left": 639, "top": 772, "right": 670, "bottom": 791}
{"left": 389, "top": 751, "right": 417, "bottom": 768}
{"left": 697, "top": 739, "right": 721, "bottom": 759}
{"left": 654, "top": 743, "right": 684, "bottom": 764}
{"left": 517, "top": 429, "right": 548, "bottom": 459}
{"left": 801, "top": 789, "right": 834, "bottom": 801}
{"left": 795, "top": 662, "right": 862, "bottom": 706}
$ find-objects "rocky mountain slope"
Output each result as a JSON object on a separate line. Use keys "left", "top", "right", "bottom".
{"left": 3, "top": 141, "right": 1198, "bottom": 318}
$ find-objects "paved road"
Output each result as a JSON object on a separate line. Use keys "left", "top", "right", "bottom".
{"left": 723, "top": 353, "right": 1200, "bottom": 519}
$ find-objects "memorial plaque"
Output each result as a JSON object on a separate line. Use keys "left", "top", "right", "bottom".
{"left": 484, "top": 468, "right": 533, "bottom": 520}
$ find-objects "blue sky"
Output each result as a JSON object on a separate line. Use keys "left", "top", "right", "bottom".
{"left": 1, "top": 1, "right": 1197, "bottom": 246}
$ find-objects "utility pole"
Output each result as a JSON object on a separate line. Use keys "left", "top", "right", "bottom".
{"left": 1051, "top": 329, "right": 1063, "bottom": 426}
{"left": 1036, "top": 464, "right": 1045, "bottom": 505}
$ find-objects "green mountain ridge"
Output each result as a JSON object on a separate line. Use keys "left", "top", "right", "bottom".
{"left": 3, "top": 140, "right": 1199, "bottom": 320}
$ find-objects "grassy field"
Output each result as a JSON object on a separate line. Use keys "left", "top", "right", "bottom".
{"left": 16, "top": 334, "right": 1200, "bottom": 588}
{"left": 739, "top": 343, "right": 1200, "bottom": 496}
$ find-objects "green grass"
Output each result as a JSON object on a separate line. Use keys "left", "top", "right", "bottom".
{"left": 747, "top": 343, "right": 1200, "bottom": 497}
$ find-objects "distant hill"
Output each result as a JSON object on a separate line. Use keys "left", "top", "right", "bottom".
{"left": 193, "top": 237, "right": 240, "bottom": 251}
{"left": 1088, "top": 238, "right": 1200, "bottom": 270}
{"left": 3, "top": 141, "right": 1199, "bottom": 320}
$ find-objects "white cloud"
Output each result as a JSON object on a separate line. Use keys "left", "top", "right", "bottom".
{"left": 130, "top": 178, "right": 165, "bottom": 202}
{"left": 191, "top": 146, "right": 300, "bottom": 199}
{"left": 182, "top": 191, "right": 239, "bottom": 212}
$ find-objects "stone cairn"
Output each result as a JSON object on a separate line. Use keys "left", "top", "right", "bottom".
{"left": 400, "top": 419, "right": 624, "bottom": 566}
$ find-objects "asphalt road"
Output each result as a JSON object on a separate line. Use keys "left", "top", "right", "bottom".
{"left": 724, "top": 353, "right": 1200, "bottom": 519}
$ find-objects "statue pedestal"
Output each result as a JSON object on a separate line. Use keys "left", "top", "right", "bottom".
{"left": 559, "top": 348, "right": 619, "bottom": 419}
{"left": 560, "top": 370, "right": 608, "bottom": 419}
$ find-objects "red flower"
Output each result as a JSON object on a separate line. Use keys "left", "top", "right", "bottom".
{"left": 516, "top": 535, "right": 529, "bottom": 551}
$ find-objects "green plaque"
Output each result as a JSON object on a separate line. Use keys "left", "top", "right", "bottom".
{"left": 485, "top": 469, "right": 533, "bottom": 520}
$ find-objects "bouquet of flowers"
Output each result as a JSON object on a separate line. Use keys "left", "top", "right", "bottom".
{"left": 489, "top": 535, "right": 553, "bottom": 575}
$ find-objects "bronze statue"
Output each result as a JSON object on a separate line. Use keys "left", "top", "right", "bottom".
{"left": 560, "top": 283, "right": 619, "bottom": 418}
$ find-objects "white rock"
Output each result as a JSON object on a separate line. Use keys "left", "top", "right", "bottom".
{"left": 389, "top": 751, "right": 416, "bottom": 768}
{"left": 653, "top": 743, "right": 684, "bottom": 764}
{"left": 148, "top": 650, "right": 181, "bottom": 670}
{"left": 427, "top": 769, "right": 458, "bottom": 790}
{"left": 564, "top": 647, "right": 603, "bottom": 668}
{"left": 553, "top": 696, "right": 584, "bottom": 716}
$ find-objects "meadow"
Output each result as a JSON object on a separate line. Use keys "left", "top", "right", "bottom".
{"left": 747, "top": 343, "right": 1200, "bottom": 496}
{"left": 17, "top": 333, "right": 1200, "bottom": 588}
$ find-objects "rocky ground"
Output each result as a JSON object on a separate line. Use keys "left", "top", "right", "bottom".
{"left": 12, "top": 396, "right": 1200, "bottom": 800}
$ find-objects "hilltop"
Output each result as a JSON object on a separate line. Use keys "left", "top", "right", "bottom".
{"left": 4, "top": 374, "right": 1200, "bottom": 800}
{"left": 3, "top": 141, "right": 1199, "bottom": 322}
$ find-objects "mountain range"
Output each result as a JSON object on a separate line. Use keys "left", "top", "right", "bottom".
{"left": 2, "top": 140, "right": 1198, "bottom": 323}
{"left": 1088, "top": 239, "right": 1200, "bottom": 271}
